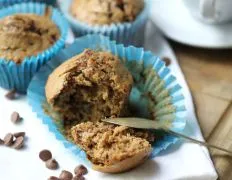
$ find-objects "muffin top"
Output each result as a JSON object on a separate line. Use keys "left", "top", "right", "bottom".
{"left": 70, "top": 0, "right": 144, "bottom": 25}
{"left": 0, "top": 14, "right": 60, "bottom": 63}
{"left": 46, "top": 49, "right": 133, "bottom": 105}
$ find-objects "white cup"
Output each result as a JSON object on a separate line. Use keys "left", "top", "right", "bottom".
{"left": 183, "top": 0, "right": 232, "bottom": 24}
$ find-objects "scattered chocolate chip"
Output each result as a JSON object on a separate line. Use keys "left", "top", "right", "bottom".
{"left": 74, "top": 165, "right": 88, "bottom": 176}
{"left": 39, "top": 149, "right": 52, "bottom": 161}
{"left": 11, "top": 111, "right": 21, "bottom": 124}
{"left": 73, "top": 175, "right": 85, "bottom": 180}
{"left": 0, "top": 138, "right": 4, "bottom": 145}
{"left": 59, "top": 170, "right": 73, "bottom": 180}
{"left": 162, "top": 57, "right": 171, "bottom": 66}
{"left": 46, "top": 159, "right": 59, "bottom": 170}
{"left": 5, "top": 90, "right": 16, "bottom": 100}
{"left": 48, "top": 176, "right": 60, "bottom": 180}
{"left": 12, "top": 136, "right": 24, "bottom": 149}
{"left": 3, "top": 133, "right": 14, "bottom": 146}
{"left": 13, "top": 132, "right": 25, "bottom": 138}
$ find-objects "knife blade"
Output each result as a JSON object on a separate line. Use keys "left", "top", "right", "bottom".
{"left": 102, "top": 117, "right": 232, "bottom": 155}
{"left": 102, "top": 117, "right": 171, "bottom": 130}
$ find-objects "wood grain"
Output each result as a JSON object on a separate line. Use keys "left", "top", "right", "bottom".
{"left": 173, "top": 43, "right": 232, "bottom": 100}
{"left": 208, "top": 104, "right": 232, "bottom": 180}
{"left": 192, "top": 92, "right": 230, "bottom": 139}
{"left": 170, "top": 41, "right": 232, "bottom": 180}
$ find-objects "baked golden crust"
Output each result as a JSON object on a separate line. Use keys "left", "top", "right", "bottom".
{"left": 45, "top": 52, "right": 83, "bottom": 104}
{"left": 93, "top": 149, "right": 151, "bottom": 173}
{"left": 0, "top": 14, "right": 60, "bottom": 63}
{"left": 70, "top": 0, "right": 144, "bottom": 25}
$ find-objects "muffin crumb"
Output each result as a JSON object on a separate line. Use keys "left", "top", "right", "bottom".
{"left": 46, "top": 49, "right": 133, "bottom": 124}
{"left": 71, "top": 122, "right": 152, "bottom": 170}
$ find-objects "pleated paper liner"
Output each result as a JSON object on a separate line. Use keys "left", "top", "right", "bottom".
{"left": 27, "top": 35, "right": 186, "bottom": 165}
{"left": 0, "top": 3, "right": 68, "bottom": 93}
{"left": 59, "top": 0, "right": 149, "bottom": 46}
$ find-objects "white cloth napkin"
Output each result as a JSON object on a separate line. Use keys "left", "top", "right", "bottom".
{"left": 0, "top": 23, "right": 217, "bottom": 180}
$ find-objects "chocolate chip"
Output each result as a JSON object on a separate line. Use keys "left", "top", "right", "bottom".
{"left": 73, "top": 175, "right": 85, "bottom": 180}
{"left": 48, "top": 176, "right": 60, "bottom": 180}
{"left": 0, "top": 138, "right": 4, "bottom": 145}
{"left": 29, "top": 41, "right": 34, "bottom": 46}
{"left": 5, "top": 90, "right": 16, "bottom": 100}
{"left": 12, "top": 136, "right": 24, "bottom": 149}
{"left": 51, "top": 34, "right": 57, "bottom": 41}
{"left": 46, "top": 159, "right": 59, "bottom": 170}
{"left": 3, "top": 133, "right": 14, "bottom": 146}
{"left": 162, "top": 57, "right": 171, "bottom": 66}
{"left": 74, "top": 165, "right": 88, "bottom": 176}
{"left": 116, "top": 0, "right": 124, "bottom": 11}
{"left": 59, "top": 170, "right": 73, "bottom": 180}
{"left": 13, "top": 132, "right": 25, "bottom": 138}
{"left": 39, "top": 149, "right": 52, "bottom": 161}
{"left": 11, "top": 112, "right": 21, "bottom": 124}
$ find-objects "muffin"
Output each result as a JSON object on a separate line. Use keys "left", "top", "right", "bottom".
{"left": 0, "top": 14, "right": 60, "bottom": 63}
{"left": 45, "top": 49, "right": 133, "bottom": 123}
{"left": 60, "top": 0, "right": 148, "bottom": 46}
{"left": 45, "top": 48, "right": 155, "bottom": 173}
{"left": 70, "top": 0, "right": 144, "bottom": 25}
{"left": 0, "top": 3, "right": 68, "bottom": 93}
{"left": 28, "top": 35, "right": 186, "bottom": 174}
{"left": 71, "top": 122, "right": 152, "bottom": 173}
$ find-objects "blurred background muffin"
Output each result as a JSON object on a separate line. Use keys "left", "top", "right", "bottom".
{"left": 0, "top": 14, "right": 60, "bottom": 63}
{"left": 70, "top": 0, "right": 144, "bottom": 25}
{"left": 60, "top": 0, "right": 148, "bottom": 46}
{"left": 0, "top": 3, "right": 68, "bottom": 93}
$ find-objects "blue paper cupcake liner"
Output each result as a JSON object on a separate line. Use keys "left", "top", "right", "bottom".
{"left": 59, "top": 0, "right": 149, "bottom": 46}
{"left": 0, "top": 0, "right": 56, "bottom": 8}
{"left": 27, "top": 35, "right": 186, "bottom": 166}
{"left": 0, "top": 3, "right": 68, "bottom": 93}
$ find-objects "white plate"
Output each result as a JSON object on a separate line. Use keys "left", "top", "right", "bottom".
{"left": 150, "top": 0, "right": 232, "bottom": 48}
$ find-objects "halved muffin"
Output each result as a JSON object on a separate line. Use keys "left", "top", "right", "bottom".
{"left": 71, "top": 122, "right": 152, "bottom": 173}
{"left": 45, "top": 49, "right": 133, "bottom": 123}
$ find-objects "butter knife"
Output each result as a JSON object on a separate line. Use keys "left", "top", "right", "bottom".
{"left": 102, "top": 117, "right": 232, "bottom": 155}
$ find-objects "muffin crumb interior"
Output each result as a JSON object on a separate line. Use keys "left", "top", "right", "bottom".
{"left": 71, "top": 122, "right": 152, "bottom": 166}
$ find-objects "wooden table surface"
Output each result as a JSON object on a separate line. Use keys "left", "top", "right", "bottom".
{"left": 170, "top": 41, "right": 232, "bottom": 180}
